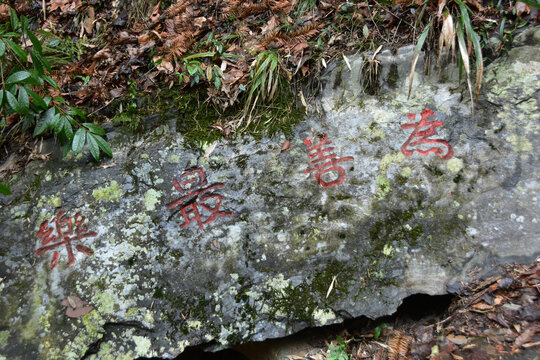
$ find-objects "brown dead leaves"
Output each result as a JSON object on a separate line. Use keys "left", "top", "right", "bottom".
{"left": 61, "top": 295, "right": 94, "bottom": 318}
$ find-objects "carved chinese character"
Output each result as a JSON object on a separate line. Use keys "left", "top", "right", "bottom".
{"left": 401, "top": 108, "right": 454, "bottom": 160}
{"left": 35, "top": 211, "right": 96, "bottom": 269}
{"left": 303, "top": 134, "right": 354, "bottom": 188}
{"left": 167, "top": 168, "right": 234, "bottom": 229}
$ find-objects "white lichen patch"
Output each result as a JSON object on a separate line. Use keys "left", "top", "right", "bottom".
{"left": 446, "top": 158, "right": 463, "bottom": 173}
{"left": 265, "top": 274, "right": 291, "bottom": 295}
{"left": 312, "top": 308, "right": 336, "bottom": 326}
{"left": 133, "top": 336, "right": 151, "bottom": 357}
{"left": 383, "top": 244, "right": 394, "bottom": 257}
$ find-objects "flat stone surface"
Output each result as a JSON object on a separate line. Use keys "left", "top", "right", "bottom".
{"left": 0, "top": 26, "right": 539, "bottom": 360}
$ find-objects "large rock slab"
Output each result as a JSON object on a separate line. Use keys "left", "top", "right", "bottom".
{"left": 0, "top": 27, "right": 539, "bottom": 359}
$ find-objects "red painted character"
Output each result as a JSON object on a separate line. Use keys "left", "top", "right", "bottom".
{"left": 304, "top": 134, "right": 354, "bottom": 188}
{"left": 167, "top": 168, "right": 234, "bottom": 229}
{"left": 401, "top": 108, "right": 454, "bottom": 160}
{"left": 35, "top": 211, "right": 96, "bottom": 269}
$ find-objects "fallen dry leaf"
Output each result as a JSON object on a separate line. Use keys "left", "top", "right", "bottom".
{"left": 84, "top": 6, "right": 95, "bottom": 35}
{"left": 515, "top": 2, "right": 530, "bottom": 16}
{"left": 281, "top": 140, "right": 291, "bottom": 152}
{"left": 61, "top": 295, "right": 94, "bottom": 318}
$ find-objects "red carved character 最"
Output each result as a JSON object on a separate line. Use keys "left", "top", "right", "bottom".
{"left": 304, "top": 134, "right": 354, "bottom": 188}
{"left": 401, "top": 108, "right": 454, "bottom": 160}
{"left": 167, "top": 168, "right": 234, "bottom": 229}
{"left": 35, "top": 211, "right": 96, "bottom": 269}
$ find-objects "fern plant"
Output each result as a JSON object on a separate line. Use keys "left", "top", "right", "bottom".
{"left": 0, "top": 7, "right": 111, "bottom": 161}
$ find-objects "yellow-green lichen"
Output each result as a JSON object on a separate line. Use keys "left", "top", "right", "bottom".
{"left": 92, "top": 181, "right": 122, "bottom": 202}
{"left": 446, "top": 158, "right": 463, "bottom": 173}
{"left": 506, "top": 134, "right": 533, "bottom": 152}
{"left": 93, "top": 292, "right": 115, "bottom": 315}
{"left": 168, "top": 155, "right": 180, "bottom": 164}
{"left": 143, "top": 189, "right": 162, "bottom": 211}
{"left": 376, "top": 175, "right": 391, "bottom": 199}
{"left": 0, "top": 330, "right": 9, "bottom": 348}
{"left": 379, "top": 152, "right": 405, "bottom": 173}
{"left": 400, "top": 166, "right": 412, "bottom": 178}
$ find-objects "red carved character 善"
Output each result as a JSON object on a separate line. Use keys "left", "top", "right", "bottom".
{"left": 304, "top": 134, "right": 354, "bottom": 188}
{"left": 167, "top": 168, "right": 234, "bottom": 229}
{"left": 401, "top": 108, "right": 454, "bottom": 160}
{"left": 35, "top": 211, "right": 96, "bottom": 269}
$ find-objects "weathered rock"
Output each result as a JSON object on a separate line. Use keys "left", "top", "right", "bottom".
{"left": 0, "top": 27, "right": 539, "bottom": 359}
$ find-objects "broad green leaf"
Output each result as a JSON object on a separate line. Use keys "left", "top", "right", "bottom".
{"left": 26, "top": 88, "right": 47, "bottom": 110}
{"left": 4, "top": 39, "right": 27, "bottom": 63}
{"left": 33, "top": 107, "right": 55, "bottom": 136}
{"left": 63, "top": 143, "right": 71, "bottom": 158}
{"left": 62, "top": 117, "right": 73, "bottom": 140}
{"left": 52, "top": 113, "right": 63, "bottom": 134}
{"left": 5, "top": 90, "right": 24, "bottom": 113}
{"left": 83, "top": 123, "right": 105, "bottom": 135}
{"left": 87, "top": 132, "right": 100, "bottom": 161}
{"left": 67, "top": 106, "right": 86, "bottom": 119}
{"left": 90, "top": 133, "right": 112, "bottom": 158}
{"left": 17, "top": 86, "right": 29, "bottom": 113}
{"left": 0, "top": 40, "right": 5, "bottom": 57}
{"left": 0, "top": 183, "right": 11, "bottom": 195}
{"left": 26, "top": 30, "right": 42, "bottom": 53}
{"left": 5, "top": 71, "right": 32, "bottom": 85}
{"left": 72, "top": 128, "right": 86, "bottom": 154}
{"left": 22, "top": 114, "right": 34, "bottom": 132}
{"left": 0, "top": 89, "right": 4, "bottom": 107}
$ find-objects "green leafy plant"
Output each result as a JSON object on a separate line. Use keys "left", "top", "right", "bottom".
{"left": 0, "top": 7, "right": 110, "bottom": 161}
{"left": 327, "top": 336, "right": 349, "bottom": 360}
{"left": 243, "top": 50, "right": 284, "bottom": 123}
{"left": 409, "top": 0, "right": 485, "bottom": 113}
{"left": 373, "top": 322, "right": 387, "bottom": 340}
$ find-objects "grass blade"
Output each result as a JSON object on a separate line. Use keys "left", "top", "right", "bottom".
{"left": 408, "top": 21, "right": 432, "bottom": 99}
{"left": 456, "top": 22, "right": 474, "bottom": 113}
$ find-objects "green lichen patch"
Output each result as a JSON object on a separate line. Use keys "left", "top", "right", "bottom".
{"left": 143, "top": 189, "right": 162, "bottom": 211}
{"left": 92, "top": 181, "right": 122, "bottom": 202}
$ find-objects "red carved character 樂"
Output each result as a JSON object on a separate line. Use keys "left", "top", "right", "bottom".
{"left": 35, "top": 211, "right": 96, "bottom": 269}
{"left": 401, "top": 108, "right": 454, "bottom": 160}
{"left": 167, "top": 168, "right": 234, "bottom": 229}
{"left": 304, "top": 134, "right": 354, "bottom": 188}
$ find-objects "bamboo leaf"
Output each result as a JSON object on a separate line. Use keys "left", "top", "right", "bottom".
{"left": 0, "top": 40, "right": 5, "bottom": 57}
